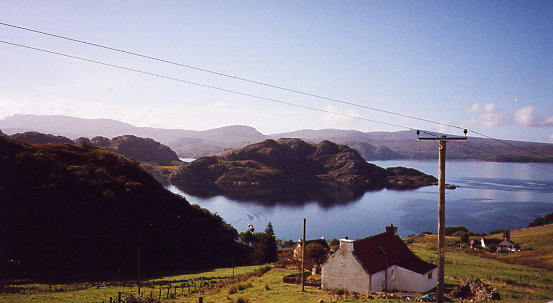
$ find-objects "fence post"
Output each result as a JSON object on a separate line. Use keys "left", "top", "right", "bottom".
{"left": 158, "top": 288, "right": 162, "bottom": 300}
{"left": 199, "top": 297, "right": 203, "bottom": 303}
{"left": 117, "top": 292, "right": 121, "bottom": 303}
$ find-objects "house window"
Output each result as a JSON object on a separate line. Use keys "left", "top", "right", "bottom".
{"left": 428, "top": 272, "right": 433, "bottom": 279}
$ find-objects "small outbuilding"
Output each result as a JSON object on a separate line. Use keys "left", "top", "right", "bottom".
{"left": 322, "top": 225, "right": 437, "bottom": 293}
{"left": 496, "top": 238, "right": 519, "bottom": 252}
{"left": 293, "top": 238, "right": 330, "bottom": 261}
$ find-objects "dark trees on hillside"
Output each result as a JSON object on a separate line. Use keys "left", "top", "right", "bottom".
{"left": 528, "top": 212, "right": 553, "bottom": 227}
{"left": 239, "top": 222, "right": 277, "bottom": 264}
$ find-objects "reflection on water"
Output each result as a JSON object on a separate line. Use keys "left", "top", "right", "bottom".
{"left": 167, "top": 160, "right": 553, "bottom": 240}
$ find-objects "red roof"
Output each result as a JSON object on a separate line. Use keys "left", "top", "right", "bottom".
{"left": 352, "top": 232, "right": 436, "bottom": 275}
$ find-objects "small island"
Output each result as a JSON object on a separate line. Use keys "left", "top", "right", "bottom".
{"left": 171, "top": 138, "right": 438, "bottom": 203}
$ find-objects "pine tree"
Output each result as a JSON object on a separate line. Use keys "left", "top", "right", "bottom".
{"left": 263, "top": 222, "right": 278, "bottom": 263}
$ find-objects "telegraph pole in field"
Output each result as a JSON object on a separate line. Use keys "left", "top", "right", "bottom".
{"left": 418, "top": 131, "right": 466, "bottom": 303}
{"left": 301, "top": 218, "right": 306, "bottom": 292}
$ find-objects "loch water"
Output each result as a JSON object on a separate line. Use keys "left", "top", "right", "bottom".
{"left": 167, "top": 160, "right": 553, "bottom": 240}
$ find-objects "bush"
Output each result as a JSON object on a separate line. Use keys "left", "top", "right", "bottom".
{"left": 235, "top": 297, "right": 249, "bottom": 303}
{"left": 445, "top": 226, "right": 469, "bottom": 236}
{"left": 335, "top": 288, "right": 349, "bottom": 296}
{"left": 228, "top": 282, "right": 252, "bottom": 294}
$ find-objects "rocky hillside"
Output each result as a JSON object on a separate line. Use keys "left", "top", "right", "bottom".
{"left": 10, "top": 131, "right": 74, "bottom": 144}
{"left": 87, "top": 135, "right": 180, "bottom": 166}
{"left": 8, "top": 131, "right": 180, "bottom": 166}
{"left": 0, "top": 136, "right": 248, "bottom": 281}
{"left": 171, "top": 139, "right": 437, "bottom": 202}
{"left": 4, "top": 115, "right": 553, "bottom": 162}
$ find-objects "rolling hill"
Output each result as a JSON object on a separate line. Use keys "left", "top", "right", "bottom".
{"left": 2, "top": 114, "right": 553, "bottom": 162}
{"left": 0, "top": 135, "right": 248, "bottom": 282}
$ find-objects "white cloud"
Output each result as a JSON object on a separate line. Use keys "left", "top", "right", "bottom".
{"left": 466, "top": 103, "right": 507, "bottom": 128}
{"left": 513, "top": 106, "right": 553, "bottom": 127}
{"left": 467, "top": 103, "right": 501, "bottom": 114}
{"left": 322, "top": 105, "right": 361, "bottom": 128}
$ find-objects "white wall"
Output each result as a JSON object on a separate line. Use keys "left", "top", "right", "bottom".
{"left": 322, "top": 239, "right": 437, "bottom": 294}
{"left": 388, "top": 265, "right": 437, "bottom": 293}
{"left": 370, "top": 270, "right": 386, "bottom": 292}
{"left": 322, "top": 240, "right": 371, "bottom": 293}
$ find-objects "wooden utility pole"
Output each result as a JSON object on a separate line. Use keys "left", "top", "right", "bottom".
{"left": 137, "top": 245, "right": 141, "bottom": 296}
{"left": 418, "top": 132, "right": 466, "bottom": 303}
{"left": 301, "top": 218, "right": 306, "bottom": 292}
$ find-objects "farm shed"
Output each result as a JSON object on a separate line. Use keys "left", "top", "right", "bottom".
{"left": 322, "top": 226, "right": 437, "bottom": 293}
{"left": 293, "top": 238, "right": 330, "bottom": 261}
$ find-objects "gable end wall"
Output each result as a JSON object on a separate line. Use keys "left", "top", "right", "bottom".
{"left": 322, "top": 247, "right": 371, "bottom": 293}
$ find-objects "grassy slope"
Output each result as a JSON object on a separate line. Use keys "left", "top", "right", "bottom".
{"left": 409, "top": 224, "right": 553, "bottom": 302}
{"left": 485, "top": 224, "right": 553, "bottom": 270}
{"left": 3, "top": 225, "right": 553, "bottom": 303}
{"left": 1, "top": 266, "right": 260, "bottom": 303}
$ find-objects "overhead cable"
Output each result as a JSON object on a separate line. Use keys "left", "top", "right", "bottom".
{"left": 2, "top": 21, "right": 551, "bottom": 160}
{"left": 0, "top": 40, "right": 437, "bottom": 136}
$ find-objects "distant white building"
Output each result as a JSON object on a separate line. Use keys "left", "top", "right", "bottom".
{"left": 322, "top": 225, "right": 437, "bottom": 293}
{"left": 497, "top": 238, "right": 519, "bottom": 252}
{"left": 480, "top": 237, "right": 519, "bottom": 253}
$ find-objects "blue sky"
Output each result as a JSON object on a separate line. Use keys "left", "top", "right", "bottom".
{"left": 0, "top": 1, "right": 552, "bottom": 142}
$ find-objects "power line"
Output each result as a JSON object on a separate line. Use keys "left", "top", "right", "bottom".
{"left": 2, "top": 22, "right": 551, "bottom": 161}
{"left": 2, "top": 39, "right": 552, "bottom": 170}
{"left": 449, "top": 140, "right": 553, "bottom": 174}
{"left": 468, "top": 130, "right": 552, "bottom": 161}
{"left": 0, "top": 22, "right": 464, "bottom": 131}
{"left": 0, "top": 40, "right": 432, "bottom": 135}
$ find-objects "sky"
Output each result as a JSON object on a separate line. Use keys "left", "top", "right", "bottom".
{"left": 0, "top": 1, "right": 552, "bottom": 142}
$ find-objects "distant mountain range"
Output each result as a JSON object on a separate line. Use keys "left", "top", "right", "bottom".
{"left": 1, "top": 114, "right": 552, "bottom": 162}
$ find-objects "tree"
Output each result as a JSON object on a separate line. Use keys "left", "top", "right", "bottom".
{"left": 239, "top": 231, "right": 256, "bottom": 246}
{"left": 329, "top": 238, "right": 340, "bottom": 246}
{"left": 460, "top": 232, "right": 470, "bottom": 243}
{"left": 304, "top": 242, "right": 328, "bottom": 269}
{"left": 262, "top": 222, "right": 278, "bottom": 263}
{"left": 242, "top": 222, "right": 278, "bottom": 264}
{"left": 502, "top": 230, "right": 511, "bottom": 240}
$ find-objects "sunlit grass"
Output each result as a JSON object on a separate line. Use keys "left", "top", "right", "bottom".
{"left": 3, "top": 224, "right": 553, "bottom": 303}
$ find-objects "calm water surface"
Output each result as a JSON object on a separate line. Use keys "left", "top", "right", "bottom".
{"left": 168, "top": 160, "right": 553, "bottom": 240}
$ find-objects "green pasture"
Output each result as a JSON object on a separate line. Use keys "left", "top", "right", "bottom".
{"left": 3, "top": 225, "right": 553, "bottom": 303}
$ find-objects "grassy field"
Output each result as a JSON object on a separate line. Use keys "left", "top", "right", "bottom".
{"left": 3, "top": 224, "right": 553, "bottom": 303}
{"left": 485, "top": 223, "right": 553, "bottom": 271}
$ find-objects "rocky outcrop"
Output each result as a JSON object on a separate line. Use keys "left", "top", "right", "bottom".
{"left": 11, "top": 131, "right": 73, "bottom": 144}
{"left": 385, "top": 166, "right": 439, "bottom": 189}
{"left": 107, "top": 135, "right": 180, "bottom": 166}
{"left": 83, "top": 135, "right": 180, "bottom": 166}
{"left": 172, "top": 139, "right": 437, "bottom": 202}
{"left": 451, "top": 278, "right": 501, "bottom": 301}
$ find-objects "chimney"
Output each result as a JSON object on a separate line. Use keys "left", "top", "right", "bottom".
{"left": 339, "top": 237, "right": 354, "bottom": 253}
{"left": 386, "top": 224, "right": 398, "bottom": 235}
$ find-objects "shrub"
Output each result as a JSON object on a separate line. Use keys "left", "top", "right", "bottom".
{"left": 335, "top": 288, "right": 348, "bottom": 296}
{"left": 235, "top": 297, "right": 249, "bottom": 303}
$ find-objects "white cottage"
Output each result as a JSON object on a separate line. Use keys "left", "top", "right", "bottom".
{"left": 322, "top": 226, "right": 437, "bottom": 293}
